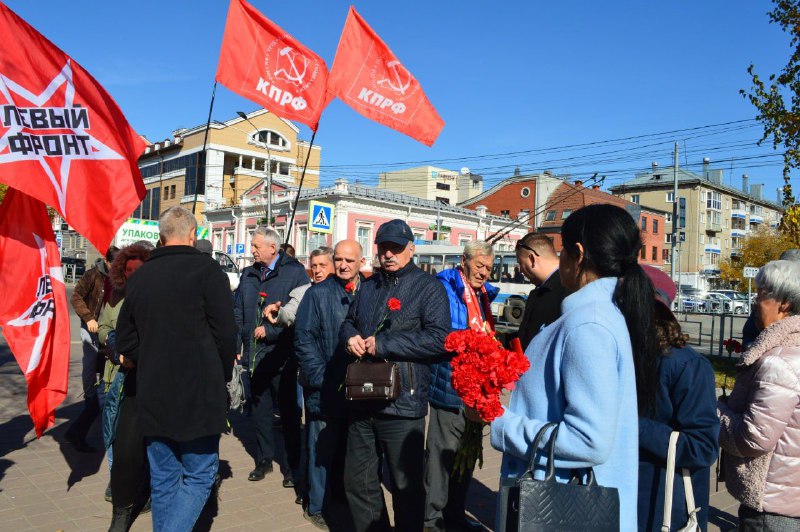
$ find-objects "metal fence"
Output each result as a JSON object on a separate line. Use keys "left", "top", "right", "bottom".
{"left": 673, "top": 310, "right": 748, "bottom": 358}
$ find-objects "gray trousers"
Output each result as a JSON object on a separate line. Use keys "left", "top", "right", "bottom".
{"left": 80, "top": 325, "right": 100, "bottom": 399}
{"left": 423, "top": 405, "right": 473, "bottom": 528}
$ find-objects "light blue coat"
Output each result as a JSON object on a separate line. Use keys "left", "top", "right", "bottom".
{"left": 490, "top": 277, "right": 639, "bottom": 531}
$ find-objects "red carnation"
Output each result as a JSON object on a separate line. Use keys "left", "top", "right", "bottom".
{"left": 345, "top": 282, "right": 356, "bottom": 294}
{"left": 388, "top": 298, "right": 402, "bottom": 311}
{"left": 723, "top": 338, "right": 742, "bottom": 354}
{"left": 259, "top": 292, "right": 267, "bottom": 298}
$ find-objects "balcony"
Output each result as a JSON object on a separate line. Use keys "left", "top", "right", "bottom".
{"left": 705, "top": 222, "right": 721, "bottom": 233}
{"left": 731, "top": 228, "right": 746, "bottom": 237}
{"left": 731, "top": 209, "right": 747, "bottom": 220}
{"left": 750, "top": 215, "right": 763, "bottom": 224}
{"left": 730, "top": 249, "right": 743, "bottom": 258}
{"left": 701, "top": 264, "right": 721, "bottom": 275}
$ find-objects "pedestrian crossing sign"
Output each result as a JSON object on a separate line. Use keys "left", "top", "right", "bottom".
{"left": 309, "top": 201, "right": 334, "bottom": 234}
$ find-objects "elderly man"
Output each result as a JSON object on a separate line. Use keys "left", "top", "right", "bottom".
{"left": 115, "top": 207, "right": 237, "bottom": 531}
{"left": 424, "top": 241, "right": 498, "bottom": 532}
{"left": 234, "top": 227, "right": 309, "bottom": 486}
{"left": 340, "top": 219, "right": 450, "bottom": 532}
{"left": 295, "top": 239, "right": 365, "bottom": 529}
{"left": 514, "top": 233, "right": 567, "bottom": 350}
{"left": 263, "top": 246, "right": 334, "bottom": 328}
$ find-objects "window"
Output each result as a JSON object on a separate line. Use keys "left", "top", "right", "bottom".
{"left": 520, "top": 187, "right": 531, "bottom": 198}
{"left": 665, "top": 233, "right": 672, "bottom": 244}
{"left": 699, "top": 235, "right": 705, "bottom": 244}
{"left": 435, "top": 197, "right": 450, "bottom": 205}
{"left": 561, "top": 209, "right": 573, "bottom": 220}
{"left": 631, "top": 195, "right": 640, "bottom": 204}
{"left": 225, "top": 229, "right": 234, "bottom": 252}
{"left": 706, "top": 191, "right": 721, "bottom": 210}
{"left": 459, "top": 235, "right": 471, "bottom": 247}
{"left": 357, "top": 225, "right": 372, "bottom": 257}
{"left": 519, "top": 209, "right": 530, "bottom": 220}
{"left": 662, "top": 249, "right": 670, "bottom": 262}
{"left": 255, "top": 130, "right": 288, "bottom": 149}
{"left": 545, "top": 210, "right": 556, "bottom": 221}
{"left": 412, "top": 230, "right": 425, "bottom": 242}
{"left": 652, "top": 219, "right": 658, "bottom": 234}
{"left": 665, "top": 212, "right": 672, "bottom": 223}
{"left": 700, "top": 212, "right": 706, "bottom": 223}
{"left": 641, "top": 216, "right": 648, "bottom": 231}
{"left": 652, "top": 246, "right": 657, "bottom": 261}
{"left": 500, "top": 210, "right": 510, "bottom": 218}
{"left": 666, "top": 192, "right": 675, "bottom": 203}
{"left": 309, "top": 232, "right": 327, "bottom": 251}
{"left": 296, "top": 226, "right": 308, "bottom": 256}
{"left": 640, "top": 245, "right": 646, "bottom": 259}
{"left": 170, "top": 185, "right": 176, "bottom": 199}
{"left": 213, "top": 229, "right": 223, "bottom": 251}
{"left": 436, "top": 182, "right": 450, "bottom": 191}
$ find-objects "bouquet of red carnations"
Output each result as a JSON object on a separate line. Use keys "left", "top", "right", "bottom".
{"left": 445, "top": 329, "right": 530, "bottom": 479}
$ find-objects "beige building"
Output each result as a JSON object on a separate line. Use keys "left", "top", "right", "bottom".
{"left": 134, "top": 109, "right": 321, "bottom": 223}
{"left": 611, "top": 161, "right": 782, "bottom": 289}
{"left": 377, "top": 165, "right": 482, "bottom": 204}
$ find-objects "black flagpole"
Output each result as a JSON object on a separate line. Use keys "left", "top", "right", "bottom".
{"left": 192, "top": 81, "right": 218, "bottom": 215}
{"left": 286, "top": 128, "right": 317, "bottom": 243}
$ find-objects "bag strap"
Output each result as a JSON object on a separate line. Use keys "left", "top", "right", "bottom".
{"left": 682, "top": 468, "right": 696, "bottom": 514}
{"left": 662, "top": 431, "right": 680, "bottom": 532}
{"left": 543, "top": 424, "right": 560, "bottom": 481}
{"left": 522, "top": 422, "right": 557, "bottom": 480}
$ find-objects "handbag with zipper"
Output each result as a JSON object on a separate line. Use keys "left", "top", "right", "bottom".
{"left": 344, "top": 359, "right": 401, "bottom": 401}
{"left": 498, "top": 422, "right": 620, "bottom": 532}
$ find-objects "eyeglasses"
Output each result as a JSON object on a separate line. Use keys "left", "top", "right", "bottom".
{"left": 515, "top": 242, "right": 539, "bottom": 257}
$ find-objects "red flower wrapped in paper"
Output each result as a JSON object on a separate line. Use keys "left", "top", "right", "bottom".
{"left": 445, "top": 328, "right": 530, "bottom": 479}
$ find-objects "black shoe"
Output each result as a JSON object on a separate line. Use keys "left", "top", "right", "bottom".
{"left": 104, "top": 482, "right": 112, "bottom": 503}
{"left": 140, "top": 497, "right": 151, "bottom": 514}
{"left": 295, "top": 496, "right": 303, "bottom": 505}
{"left": 303, "top": 510, "right": 329, "bottom": 530}
{"left": 65, "top": 431, "right": 97, "bottom": 453}
{"left": 108, "top": 505, "right": 133, "bottom": 532}
{"left": 282, "top": 474, "right": 295, "bottom": 488}
{"left": 248, "top": 461, "right": 273, "bottom": 481}
{"left": 444, "top": 514, "right": 484, "bottom": 531}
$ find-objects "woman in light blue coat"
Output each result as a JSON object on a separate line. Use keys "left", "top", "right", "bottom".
{"left": 485, "top": 204, "right": 661, "bottom": 531}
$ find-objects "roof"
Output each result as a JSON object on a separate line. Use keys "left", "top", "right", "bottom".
{"left": 459, "top": 173, "right": 560, "bottom": 207}
{"left": 610, "top": 166, "right": 782, "bottom": 210}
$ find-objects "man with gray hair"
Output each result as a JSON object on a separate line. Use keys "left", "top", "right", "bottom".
{"left": 116, "top": 206, "right": 237, "bottom": 531}
{"left": 424, "top": 240, "right": 498, "bottom": 532}
{"left": 743, "top": 248, "right": 800, "bottom": 348}
{"left": 233, "top": 226, "right": 309, "bottom": 488}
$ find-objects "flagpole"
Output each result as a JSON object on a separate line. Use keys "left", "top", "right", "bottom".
{"left": 192, "top": 81, "right": 218, "bottom": 215}
{"left": 286, "top": 128, "right": 317, "bottom": 244}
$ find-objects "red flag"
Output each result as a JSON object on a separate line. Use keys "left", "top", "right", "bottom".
{"left": 0, "top": 3, "right": 146, "bottom": 254}
{"left": 215, "top": 0, "right": 330, "bottom": 131}
{"left": 328, "top": 7, "right": 444, "bottom": 146}
{"left": 0, "top": 188, "right": 70, "bottom": 437}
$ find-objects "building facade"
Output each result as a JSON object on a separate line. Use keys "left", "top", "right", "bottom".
{"left": 205, "top": 178, "right": 527, "bottom": 269}
{"left": 377, "top": 165, "right": 483, "bottom": 205}
{"left": 134, "top": 109, "right": 321, "bottom": 224}
{"left": 611, "top": 162, "right": 782, "bottom": 289}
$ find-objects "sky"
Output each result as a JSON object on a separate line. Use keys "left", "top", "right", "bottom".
{"left": 2, "top": 0, "right": 793, "bottom": 198}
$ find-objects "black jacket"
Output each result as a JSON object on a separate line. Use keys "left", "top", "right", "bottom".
{"left": 294, "top": 275, "right": 358, "bottom": 418}
{"left": 517, "top": 269, "right": 568, "bottom": 351}
{"left": 115, "top": 246, "right": 237, "bottom": 442}
{"left": 339, "top": 262, "right": 450, "bottom": 418}
{"left": 234, "top": 251, "right": 309, "bottom": 375}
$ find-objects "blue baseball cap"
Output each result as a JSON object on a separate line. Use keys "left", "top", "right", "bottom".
{"left": 375, "top": 219, "right": 414, "bottom": 246}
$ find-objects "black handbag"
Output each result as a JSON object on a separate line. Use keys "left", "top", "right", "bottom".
{"left": 498, "top": 423, "right": 620, "bottom": 532}
{"left": 344, "top": 359, "right": 401, "bottom": 401}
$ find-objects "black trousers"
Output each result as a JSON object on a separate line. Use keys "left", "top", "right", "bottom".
{"left": 738, "top": 505, "right": 800, "bottom": 531}
{"left": 110, "top": 396, "right": 148, "bottom": 507}
{"left": 250, "top": 359, "right": 302, "bottom": 472}
{"left": 423, "top": 405, "right": 473, "bottom": 528}
{"left": 344, "top": 412, "right": 425, "bottom": 532}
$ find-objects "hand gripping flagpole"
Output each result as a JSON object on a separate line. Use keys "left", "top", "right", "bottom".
{"left": 286, "top": 127, "right": 318, "bottom": 243}
{"left": 193, "top": 81, "right": 218, "bottom": 215}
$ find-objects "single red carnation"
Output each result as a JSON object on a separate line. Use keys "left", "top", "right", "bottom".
{"left": 345, "top": 282, "right": 356, "bottom": 294}
{"left": 259, "top": 292, "right": 267, "bottom": 298}
{"left": 388, "top": 298, "right": 402, "bottom": 311}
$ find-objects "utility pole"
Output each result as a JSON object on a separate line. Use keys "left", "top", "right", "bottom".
{"left": 237, "top": 111, "right": 272, "bottom": 226}
{"left": 436, "top": 199, "right": 442, "bottom": 241}
{"left": 670, "top": 142, "right": 679, "bottom": 281}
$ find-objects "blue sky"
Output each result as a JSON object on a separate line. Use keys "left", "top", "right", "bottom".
{"left": 3, "top": 1, "right": 792, "bottom": 198}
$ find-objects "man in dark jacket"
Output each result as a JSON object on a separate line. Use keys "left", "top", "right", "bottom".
{"left": 341, "top": 219, "right": 450, "bottom": 532}
{"left": 515, "top": 233, "right": 567, "bottom": 350}
{"left": 115, "top": 206, "right": 236, "bottom": 532}
{"left": 295, "top": 239, "right": 365, "bottom": 530}
{"left": 237, "top": 227, "right": 309, "bottom": 485}
{"left": 425, "top": 241, "right": 498, "bottom": 532}
{"left": 65, "top": 246, "right": 119, "bottom": 452}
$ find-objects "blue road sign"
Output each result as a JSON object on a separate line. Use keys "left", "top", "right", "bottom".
{"left": 226, "top": 244, "right": 232, "bottom": 254}
{"left": 309, "top": 201, "right": 334, "bottom": 234}
{"left": 236, "top": 243, "right": 245, "bottom": 254}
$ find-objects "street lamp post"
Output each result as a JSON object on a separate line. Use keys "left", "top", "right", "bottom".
{"left": 237, "top": 111, "right": 272, "bottom": 226}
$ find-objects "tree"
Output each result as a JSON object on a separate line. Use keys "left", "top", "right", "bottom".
{"left": 741, "top": 0, "right": 800, "bottom": 208}
{"left": 720, "top": 226, "right": 793, "bottom": 286}
{"left": 779, "top": 203, "right": 800, "bottom": 245}
{"left": 0, "top": 183, "right": 7, "bottom": 206}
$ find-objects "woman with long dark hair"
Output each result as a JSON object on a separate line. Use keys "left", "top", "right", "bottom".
{"left": 487, "top": 204, "right": 661, "bottom": 530}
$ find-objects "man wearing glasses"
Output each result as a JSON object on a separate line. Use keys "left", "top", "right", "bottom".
{"left": 514, "top": 233, "right": 567, "bottom": 350}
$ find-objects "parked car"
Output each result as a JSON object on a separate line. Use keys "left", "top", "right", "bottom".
{"left": 703, "top": 293, "right": 732, "bottom": 313}
{"left": 710, "top": 290, "right": 750, "bottom": 314}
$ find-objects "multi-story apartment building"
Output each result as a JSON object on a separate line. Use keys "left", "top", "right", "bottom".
{"left": 611, "top": 161, "right": 782, "bottom": 289}
{"left": 377, "top": 165, "right": 483, "bottom": 205}
{"left": 134, "top": 109, "right": 321, "bottom": 223}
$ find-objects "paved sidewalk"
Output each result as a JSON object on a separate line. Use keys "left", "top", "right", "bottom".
{"left": 0, "top": 291, "right": 740, "bottom": 531}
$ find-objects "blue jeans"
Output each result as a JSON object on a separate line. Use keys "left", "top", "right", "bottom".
{"left": 146, "top": 434, "right": 219, "bottom": 532}
{"left": 306, "top": 416, "right": 348, "bottom": 516}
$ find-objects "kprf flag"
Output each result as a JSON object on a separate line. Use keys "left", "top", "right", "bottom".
{"left": 328, "top": 6, "right": 444, "bottom": 146}
{"left": 216, "top": 0, "right": 330, "bottom": 131}
{"left": 0, "top": 3, "right": 146, "bottom": 254}
{"left": 0, "top": 188, "right": 70, "bottom": 438}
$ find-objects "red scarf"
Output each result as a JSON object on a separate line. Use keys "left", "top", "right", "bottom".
{"left": 458, "top": 266, "right": 494, "bottom": 333}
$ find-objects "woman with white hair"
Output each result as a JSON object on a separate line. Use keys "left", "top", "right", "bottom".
{"left": 718, "top": 259, "right": 800, "bottom": 529}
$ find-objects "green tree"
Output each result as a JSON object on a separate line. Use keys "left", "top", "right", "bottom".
{"left": 0, "top": 183, "right": 7, "bottom": 206}
{"left": 720, "top": 226, "right": 793, "bottom": 286}
{"left": 741, "top": 0, "right": 800, "bottom": 208}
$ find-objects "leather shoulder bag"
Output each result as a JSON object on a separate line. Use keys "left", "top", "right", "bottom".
{"left": 345, "top": 359, "right": 401, "bottom": 401}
